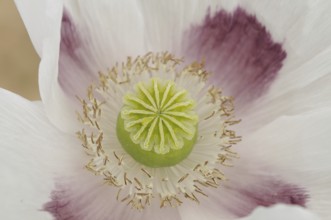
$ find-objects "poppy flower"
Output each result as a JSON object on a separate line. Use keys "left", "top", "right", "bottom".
{"left": 2, "top": 0, "right": 331, "bottom": 219}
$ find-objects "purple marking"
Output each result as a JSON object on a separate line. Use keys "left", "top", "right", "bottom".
{"left": 60, "top": 11, "right": 81, "bottom": 57}
{"left": 43, "top": 188, "right": 76, "bottom": 220}
{"left": 58, "top": 10, "right": 98, "bottom": 99}
{"left": 184, "top": 8, "right": 286, "bottom": 105}
{"left": 230, "top": 180, "right": 309, "bottom": 217}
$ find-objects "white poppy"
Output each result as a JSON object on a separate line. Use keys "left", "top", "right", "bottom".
{"left": 2, "top": 0, "right": 331, "bottom": 219}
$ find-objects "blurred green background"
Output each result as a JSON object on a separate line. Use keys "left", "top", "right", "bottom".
{"left": 0, "top": 0, "right": 40, "bottom": 100}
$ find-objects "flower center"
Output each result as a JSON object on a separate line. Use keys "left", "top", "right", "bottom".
{"left": 76, "top": 52, "right": 241, "bottom": 210}
{"left": 117, "top": 78, "right": 198, "bottom": 167}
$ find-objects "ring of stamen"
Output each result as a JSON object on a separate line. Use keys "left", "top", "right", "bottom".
{"left": 76, "top": 52, "right": 241, "bottom": 210}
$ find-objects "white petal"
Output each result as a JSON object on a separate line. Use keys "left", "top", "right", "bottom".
{"left": 0, "top": 89, "right": 78, "bottom": 219}
{"left": 14, "top": 0, "right": 63, "bottom": 56}
{"left": 241, "top": 0, "right": 331, "bottom": 64}
{"left": 240, "top": 205, "right": 321, "bottom": 220}
{"left": 239, "top": 73, "right": 331, "bottom": 132}
{"left": 65, "top": 0, "right": 146, "bottom": 59}
{"left": 137, "top": 0, "right": 238, "bottom": 53}
{"left": 240, "top": 0, "right": 331, "bottom": 92}
{"left": 268, "top": 48, "right": 331, "bottom": 99}
{"left": 179, "top": 199, "right": 233, "bottom": 220}
{"left": 240, "top": 107, "right": 331, "bottom": 219}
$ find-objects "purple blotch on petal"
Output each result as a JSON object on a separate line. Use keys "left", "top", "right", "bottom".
{"left": 58, "top": 10, "right": 98, "bottom": 99}
{"left": 242, "top": 182, "right": 308, "bottom": 208}
{"left": 60, "top": 11, "right": 81, "bottom": 57}
{"left": 43, "top": 188, "right": 76, "bottom": 220}
{"left": 184, "top": 8, "right": 286, "bottom": 105}
{"left": 227, "top": 180, "right": 309, "bottom": 217}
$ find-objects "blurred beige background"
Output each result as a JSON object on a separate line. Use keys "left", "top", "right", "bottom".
{"left": 0, "top": 0, "right": 40, "bottom": 100}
